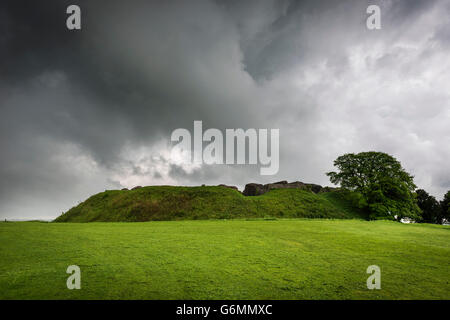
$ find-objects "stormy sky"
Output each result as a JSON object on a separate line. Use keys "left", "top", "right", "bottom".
{"left": 1, "top": 0, "right": 449, "bottom": 219}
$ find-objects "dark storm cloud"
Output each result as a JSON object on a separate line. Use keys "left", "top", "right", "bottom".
{"left": 224, "top": 0, "right": 364, "bottom": 80}
{"left": 1, "top": 1, "right": 259, "bottom": 165}
{"left": 1, "top": 0, "right": 449, "bottom": 218}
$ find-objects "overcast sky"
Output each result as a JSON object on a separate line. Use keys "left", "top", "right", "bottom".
{"left": 1, "top": 0, "right": 449, "bottom": 219}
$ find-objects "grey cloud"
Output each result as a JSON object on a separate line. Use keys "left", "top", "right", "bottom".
{"left": 0, "top": 0, "right": 449, "bottom": 219}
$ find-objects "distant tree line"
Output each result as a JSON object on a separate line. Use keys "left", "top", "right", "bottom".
{"left": 327, "top": 151, "right": 449, "bottom": 224}
{"left": 416, "top": 189, "right": 450, "bottom": 224}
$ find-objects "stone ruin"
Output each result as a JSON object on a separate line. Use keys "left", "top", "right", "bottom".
{"left": 241, "top": 180, "right": 335, "bottom": 196}
{"left": 124, "top": 181, "right": 335, "bottom": 196}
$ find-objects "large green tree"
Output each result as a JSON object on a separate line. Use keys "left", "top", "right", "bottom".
{"left": 327, "top": 152, "right": 421, "bottom": 220}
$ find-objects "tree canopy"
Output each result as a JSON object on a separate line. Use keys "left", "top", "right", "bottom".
{"left": 327, "top": 152, "right": 420, "bottom": 220}
{"left": 440, "top": 191, "right": 450, "bottom": 223}
{"left": 416, "top": 189, "right": 441, "bottom": 223}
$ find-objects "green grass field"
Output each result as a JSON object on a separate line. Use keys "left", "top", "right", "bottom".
{"left": 1, "top": 219, "right": 448, "bottom": 299}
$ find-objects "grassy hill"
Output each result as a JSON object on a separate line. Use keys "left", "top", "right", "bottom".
{"left": 55, "top": 186, "right": 367, "bottom": 222}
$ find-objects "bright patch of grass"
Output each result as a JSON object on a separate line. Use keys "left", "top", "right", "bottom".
{"left": 0, "top": 220, "right": 448, "bottom": 299}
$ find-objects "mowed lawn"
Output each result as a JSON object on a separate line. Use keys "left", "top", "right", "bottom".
{"left": 0, "top": 220, "right": 448, "bottom": 299}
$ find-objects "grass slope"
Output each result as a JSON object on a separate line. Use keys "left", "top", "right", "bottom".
{"left": 55, "top": 186, "right": 367, "bottom": 222}
{"left": 0, "top": 220, "right": 448, "bottom": 299}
